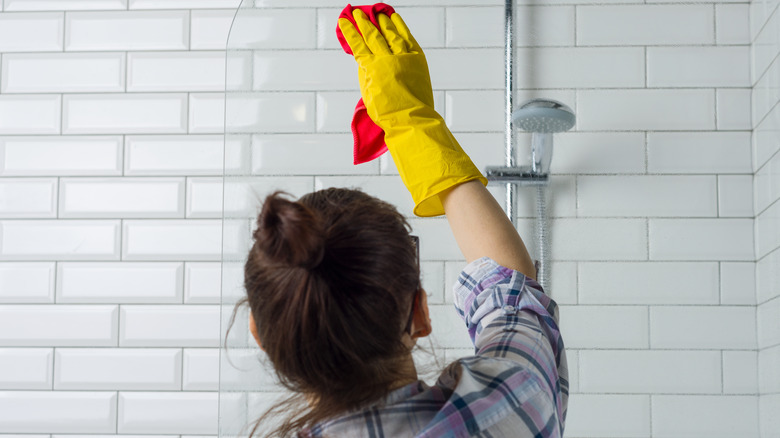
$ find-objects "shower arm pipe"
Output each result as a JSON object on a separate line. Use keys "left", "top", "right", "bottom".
{"left": 504, "top": 0, "right": 517, "bottom": 227}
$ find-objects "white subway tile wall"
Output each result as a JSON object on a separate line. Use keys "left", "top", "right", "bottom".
{"left": 0, "top": 262, "right": 55, "bottom": 303}
{"left": 0, "top": 1, "right": 771, "bottom": 437}
{"left": 1, "top": 53, "right": 125, "bottom": 93}
{"left": 118, "top": 392, "right": 218, "bottom": 434}
{"left": 54, "top": 348, "right": 182, "bottom": 390}
{"left": 652, "top": 395, "right": 760, "bottom": 437}
{"left": 56, "top": 262, "right": 183, "bottom": 303}
{"left": 754, "top": 1, "right": 780, "bottom": 437}
{"left": 565, "top": 394, "right": 651, "bottom": 438}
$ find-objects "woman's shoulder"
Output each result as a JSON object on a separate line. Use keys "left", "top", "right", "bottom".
{"left": 437, "top": 354, "right": 549, "bottom": 394}
{"left": 419, "top": 355, "right": 559, "bottom": 437}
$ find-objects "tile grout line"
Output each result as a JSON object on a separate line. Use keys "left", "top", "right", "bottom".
{"left": 647, "top": 305, "right": 652, "bottom": 351}
{"left": 644, "top": 46, "right": 648, "bottom": 88}
{"left": 649, "top": 393, "right": 653, "bottom": 437}
{"left": 51, "top": 346, "right": 56, "bottom": 390}
{"left": 714, "top": 86, "right": 720, "bottom": 130}
{"left": 60, "top": 11, "right": 66, "bottom": 53}
{"left": 721, "top": 350, "right": 725, "bottom": 395}
{"left": 712, "top": 4, "right": 717, "bottom": 47}
{"left": 573, "top": 5, "right": 578, "bottom": 48}
{"left": 117, "top": 303, "right": 121, "bottom": 348}
{"left": 645, "top": 218, "right": 650, "bottom": 261}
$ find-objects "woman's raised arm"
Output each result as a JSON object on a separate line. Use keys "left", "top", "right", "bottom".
{"left": 440, "top": 181, "right": 537, "bottom": 279}
{"left": 338, "top": 10, "right": 535, "bottom": 278}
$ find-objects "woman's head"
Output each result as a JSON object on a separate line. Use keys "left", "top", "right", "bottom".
{"left": 231, "top": 187, "right": 429, "bottom": 436}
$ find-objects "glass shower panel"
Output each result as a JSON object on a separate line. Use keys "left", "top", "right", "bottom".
{"left": 220, "top": 2, "right": 292, "bottom": 437}
{"left": 220, "top": 1, "right": 762, "bottom": 437}
{"left": 220, "top": 1, "right": 407, "bottom": 436}
{"left": 218, "top": 2, "right": 592, "bottom": 436}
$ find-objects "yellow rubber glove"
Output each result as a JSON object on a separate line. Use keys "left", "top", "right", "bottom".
{"left": 338, "top": 10, "right": 488, "bottom": 217}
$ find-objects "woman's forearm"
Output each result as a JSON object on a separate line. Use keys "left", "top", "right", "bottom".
{"left": 440, "top": 180, "right": 537, "bottom": 279}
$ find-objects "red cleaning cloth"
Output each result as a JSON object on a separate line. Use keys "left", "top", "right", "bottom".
{"left": 336, "top": 3, "right": 396, "bottom": 165}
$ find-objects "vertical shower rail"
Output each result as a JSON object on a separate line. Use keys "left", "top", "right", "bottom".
{"left": 498, "top": 0, "right": 552, "bottom": 291}
{"left": 504, "top": 0, "right": 517, "bottom": 227}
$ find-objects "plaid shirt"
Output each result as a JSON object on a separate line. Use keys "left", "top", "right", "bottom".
{"left": 300, "top": 257, "right": 568, "bottom": 437}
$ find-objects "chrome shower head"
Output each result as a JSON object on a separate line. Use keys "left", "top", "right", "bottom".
{"left": 512, "top": 98, "right": 575, "bottom": 174}
{"left": 512, "top": 98, "right": 575, "bottom": 133}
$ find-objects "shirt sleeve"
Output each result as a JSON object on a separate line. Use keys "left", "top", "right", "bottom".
{"left": 452, "top": 256, "right": 569, "bottom": 431}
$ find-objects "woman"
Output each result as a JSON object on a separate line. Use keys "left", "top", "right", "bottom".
{"left": 227, "top": 8, "right": 568, "bottom": 438}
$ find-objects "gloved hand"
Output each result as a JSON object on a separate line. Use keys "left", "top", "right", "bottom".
{"left": 338, "top": 9, "right": 487, "bottom": 217}
{"left": 336, "top": 3, "right": 396, "bottom": 165}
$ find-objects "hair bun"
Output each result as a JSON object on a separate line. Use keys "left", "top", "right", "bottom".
{"left": 255, "top": 193, "right": 326, "bottom": 269}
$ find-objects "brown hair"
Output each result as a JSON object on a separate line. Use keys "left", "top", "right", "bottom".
{"left": 225, "top": 188, "right": 421, "bottom": 437}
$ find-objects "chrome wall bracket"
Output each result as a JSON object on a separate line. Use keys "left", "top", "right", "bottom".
{"left": 486, "top": 166, "right": 549, "bottom": 186}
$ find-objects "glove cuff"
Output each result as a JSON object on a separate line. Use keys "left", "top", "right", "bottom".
{"left": 412, "top": 174, "right": 489, "bottom": 217}
{"left": 384, "top": 119, "right": 488, "bottom": 217}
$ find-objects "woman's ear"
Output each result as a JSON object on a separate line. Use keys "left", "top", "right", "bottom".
{"left": 411, "top": 289, "right": 432, "bottom": 339}
{"left": 249, "top": 312, "right": 264, "bottom": 351}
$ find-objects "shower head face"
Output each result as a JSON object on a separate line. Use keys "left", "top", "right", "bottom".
{"left": 512, "top": 98, "right": 576, "bottom": 133}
